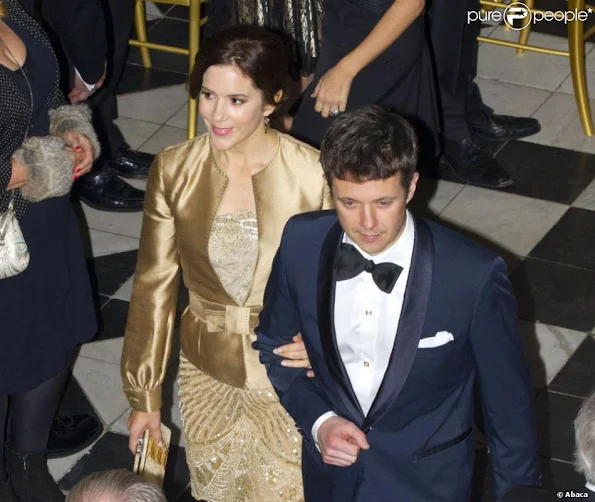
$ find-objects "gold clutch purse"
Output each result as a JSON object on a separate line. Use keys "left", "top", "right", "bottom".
{"left": 132, "top": 423, "right": 171, "bottom": 487}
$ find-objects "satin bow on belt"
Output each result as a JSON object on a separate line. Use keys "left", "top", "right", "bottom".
{"left": 336, "top": 243, "right": 403, "bottom": 294}
{"left": 181, "top": 292, "right": 271, "bottom": 389}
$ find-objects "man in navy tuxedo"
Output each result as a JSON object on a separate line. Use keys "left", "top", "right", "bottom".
{"left": 254, "top": 105, "right": 541, "bottom": 501}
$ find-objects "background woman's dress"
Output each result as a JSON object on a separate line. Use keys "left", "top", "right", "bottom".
{"left": 0, "top": 13, "right": 97, "bottom": 394}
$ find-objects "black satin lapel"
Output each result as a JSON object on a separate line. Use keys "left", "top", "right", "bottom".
{"left": 363, "top": 217, "right": 434, "bottom": 430}
{"left": 317, "top": 221, "right": 365, "bottom": 424}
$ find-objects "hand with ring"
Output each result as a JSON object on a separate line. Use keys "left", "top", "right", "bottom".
{"left": 312, "top": 62, "right": 354, "bottom": 118}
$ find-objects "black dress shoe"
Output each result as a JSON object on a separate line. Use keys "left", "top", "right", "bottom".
{"left": 46, "top": 414, "right": 103, "bottom": 459}
{"left": 441, "top": 139, "right": 513, "bottom": 188}
{"left": 470, "top": 105, "right": 541, "bottom": 141}
{"left": 77, "top": 168, "right": 145, "bottom": 212}
{"left": 107, "top": 143, "right": 155, "bottom": 179}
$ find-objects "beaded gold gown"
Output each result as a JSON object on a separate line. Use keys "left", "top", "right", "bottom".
{"left": 178, "top": 209, "right": 303, "bottom": 502}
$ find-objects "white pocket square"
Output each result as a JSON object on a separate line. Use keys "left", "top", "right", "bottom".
{"left": 418, "top": 331, "right": 454, "bottom": 349}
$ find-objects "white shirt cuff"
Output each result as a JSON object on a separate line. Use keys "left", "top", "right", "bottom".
{"left": 586, "top": 481, "right": 595, "bottom": 493}
{"left": 74, "top": 67, "right": 96, "bottom": 90}
{"left": 311, "top": 411, "right": 338, "bottom": 451}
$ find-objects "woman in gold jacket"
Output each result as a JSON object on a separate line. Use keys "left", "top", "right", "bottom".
{"left": 121, "top": 26, "right": 330, "bottom": 502}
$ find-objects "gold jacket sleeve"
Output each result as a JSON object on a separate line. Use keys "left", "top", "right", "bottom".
{"left": 121, "top": 151, "right": 180, "bottom": 412}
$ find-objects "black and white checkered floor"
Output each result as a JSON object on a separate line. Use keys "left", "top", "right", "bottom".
{"left": 49, "top": 3, "right": 595, "bottom": 500}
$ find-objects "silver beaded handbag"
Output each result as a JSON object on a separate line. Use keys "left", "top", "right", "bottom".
{"left": 0, "top": 197, "right": 30, "bottom": 279}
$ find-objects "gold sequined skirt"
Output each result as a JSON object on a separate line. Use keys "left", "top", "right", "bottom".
{"left": 178, "top": 352, "right": 304, "bottom": 502}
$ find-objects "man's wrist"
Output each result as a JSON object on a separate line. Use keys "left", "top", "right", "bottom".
{"left": 311, "top": 411, "right": 338, "bottom": 448}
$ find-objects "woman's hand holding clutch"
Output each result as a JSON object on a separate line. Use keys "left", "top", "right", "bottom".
{"left": 273, "top": 334, "right": 315, "bottom": 378}
{"left": 127, "top": 410, "right": 163, "bottom": 455}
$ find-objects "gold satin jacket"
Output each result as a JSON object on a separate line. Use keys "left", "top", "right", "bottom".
{"left": 121, "top": 132, "right": 332, "bottom": 412}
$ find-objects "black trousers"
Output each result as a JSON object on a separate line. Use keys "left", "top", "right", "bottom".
{"left": 291, "top": 0, "right": 439, "bottom": 157}
{"left": 88, "top": 0, "right": 134, "bottom": 158}
{"left": 427, "top": 0, "right": 485, "bottom": 142}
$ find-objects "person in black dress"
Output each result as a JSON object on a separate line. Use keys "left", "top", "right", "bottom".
{"left": 0, "top": 0, "right": 99, "bottom": 500}
{"left": 290, "top": 0, "right": 439, "bottom": 159}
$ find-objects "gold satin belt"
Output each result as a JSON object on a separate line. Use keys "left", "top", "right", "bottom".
{"left": 179, "top": 291, "right": 272, "bottom": 390}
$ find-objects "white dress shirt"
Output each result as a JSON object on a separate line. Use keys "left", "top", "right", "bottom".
{"left": 312, "top": 211, "right": 415, "bottom": 444}
{"left": 586, "top": 481, "right": 595, "bottom": 493}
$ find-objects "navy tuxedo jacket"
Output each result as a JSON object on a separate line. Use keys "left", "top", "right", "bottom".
{"left": 254, "top": 210, "right": 541, "bottom": 502}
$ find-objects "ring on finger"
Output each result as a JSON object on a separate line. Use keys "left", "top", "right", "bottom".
{"left": 330, "top": 109, "right": 340, "bottom": 117}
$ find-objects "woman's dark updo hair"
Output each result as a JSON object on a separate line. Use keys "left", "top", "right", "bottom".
{"left": 189, "top": 25, "right": 290, "bottom": 111}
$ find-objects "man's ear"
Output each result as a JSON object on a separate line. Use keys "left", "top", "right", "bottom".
{"left": 406, "top": 172, "right": 420, "bottom": 205}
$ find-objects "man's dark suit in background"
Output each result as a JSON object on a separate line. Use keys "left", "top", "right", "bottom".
{"left": 40, "top": 0, "right": 151, "bottom": 211}
{"left": 427, "top": 0, "right": 541, "bottom": 189}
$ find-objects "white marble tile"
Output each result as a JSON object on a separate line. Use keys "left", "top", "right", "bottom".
{"left": 49, "top": 441, "right": 98, "bottom": 483}
{"left": 139, "top": 125, "right": 188, "bottom": 155}
{"left": 117, "top": 85, "right": 189, "bottom": 124}
{"left": 477, "top": 27, "right": 573, "bottom": 91}
{"left": 526, "top": 93, "right": 595, "bottom": 154}
{"left": 80, "top": 229, "right": 139, "bottom": 259}
{"left": 75, "top": 203, "right": 145, "bottom": 240}
{"left": 475, "top": 77, "right": 552, "bottom": 117}
{"left": 109, "top": 407, "right": 132, "bottom": 436}
{"left": 557, "top": 44, "right": 595, "bottom": 95}
{"left": 440, "top": 186, "right": 567, "bottom": 256}
{"left": 411, "top": 178, "right": 466, "bottom": 217}
{"left": 519, "top": 321, "right": 587, "bottom": 388}
{"left": 145, "top": 1, "right": 165, "bottom": 18}
{"left": 78, "top": 337, "right": 125, "bottom": 365}
{"left": 72, "top": 356, "right": 130, "bottom": 425}
{"left": 112, "top": 275, "right": 135, "bottom": 303}
{"left": 113, "top": 117, "right": 161, "bottom": 150}
{"left": 573, "top": 177, "right": 595, "bottom": 210}
{"left": 108, "top": 366, "right": 185, "bottom": 447}
{"left": 166, "top": 105, "right": 209, "bottom": 136}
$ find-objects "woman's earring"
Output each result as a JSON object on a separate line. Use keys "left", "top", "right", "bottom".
{"left": 264, "top": 115, "right": 271, "bottom": 133}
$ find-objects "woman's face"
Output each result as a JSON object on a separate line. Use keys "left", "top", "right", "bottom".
{"left": 198, "top": 64, "right": 275, "bottom": 151}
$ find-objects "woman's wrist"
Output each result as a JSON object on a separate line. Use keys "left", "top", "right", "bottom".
{"left": 7, "top": 156, "right": 28, "bottom": 191}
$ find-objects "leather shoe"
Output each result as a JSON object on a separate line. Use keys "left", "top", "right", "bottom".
{"left": 470, "top": 105, "right": 541, "bottom": 141}
{"left": 107, "top": 143, "right": 154, "bottom": 179}
{"left": 77, "top": 168, "right": 145, "bottom": 212}
{"left": 440, "top": 139, "right": 513, "bottom": 188}
{"left": 46, "top": 414, "right": 103, "bottom": 459}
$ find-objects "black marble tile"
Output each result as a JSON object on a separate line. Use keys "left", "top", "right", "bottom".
{"left": 530, "top": 208, "right": 595, "bottom": 270}
{"left": 541, "top": 457, "right": 591, "bottom": 494}
{"left": 92, "top": 299, "right": 130, "bottom": 342}
{"left": 128, "top": 18, "right": 191, "bottom": 75}
{"left": 86, "top": 250, "right": 138, "bottom": 297}
{"left": 59, "top": 432, "right": 190, "bottom": 500}
{"left": 549, "top": 337, "right": 595, "bottom": 398}
{"left": 165, "top": 5, "right": 192, "bottom": 21}
{"left": 494, "top": 141, "right": 595, "bottom": 204}
{"left": 116, "top": 63, "right": 188, "bottom": 95}
{"left": 534, "top": 391, "right": 583, "bottom": 462}
{"left": 510, "top": 257, "right": 595, "bottom": 331}
{"left": 56, "top": 374, "right": 99, "bottom": 419}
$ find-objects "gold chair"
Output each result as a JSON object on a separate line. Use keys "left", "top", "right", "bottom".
{"left": 129, "top": 0, "right": 208, "bottom": 139}
{"left": 478, "top": 0, "right": 594, "bottom": 136}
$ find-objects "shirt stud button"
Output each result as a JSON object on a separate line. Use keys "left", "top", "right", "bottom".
{"left": 365, "top": 310, "right": 372, "bottom": 315}
{"left": 363, "top": 360, "right": 370, "bottom": 368}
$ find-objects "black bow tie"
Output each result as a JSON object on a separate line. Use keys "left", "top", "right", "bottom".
{"left": 336, "top": 243, "right": 403, "bottom": 294}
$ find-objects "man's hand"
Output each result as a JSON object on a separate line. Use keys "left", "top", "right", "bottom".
{"left": 69, "top": 64, "right": 106, "bottom": 104}
{"left": 317, "top": 416, "right": 369, "bottom": 467}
